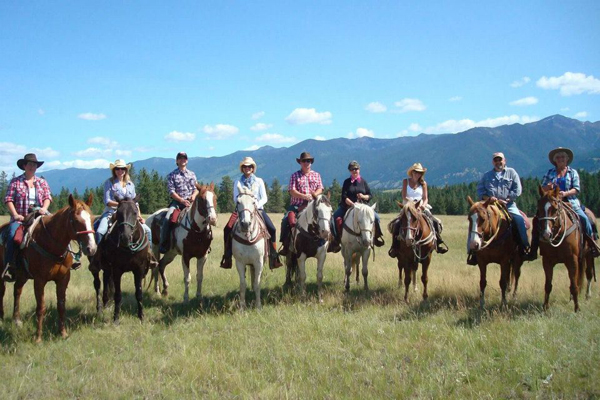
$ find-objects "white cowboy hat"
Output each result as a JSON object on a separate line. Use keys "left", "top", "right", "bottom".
{"left": 407, "top": 162, "right": 427, "bottom": 177}
{"left": 109, "top": 159, "right": 132, "bottom": 171}
{"left": 548, "top": 147, "right": 574, "bottom": 166}
{"left": 239, "top": 156, "right": 257, "bottom": 173}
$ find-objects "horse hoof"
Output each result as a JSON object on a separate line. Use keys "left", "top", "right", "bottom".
{"left": 35, "top": 336, "right": 42, "bottom": 344}
{"left": 15, "top": 319, "right": 23, "bottom": 328}
{"left": 61, "top": 331, "right": 69, "bottom": 339}
{"left": 162, "top": 290, "right": 168, "bottom": 297}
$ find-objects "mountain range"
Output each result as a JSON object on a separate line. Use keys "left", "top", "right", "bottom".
{"left": 41, "top": 115, "right": 600, "bottom": 193}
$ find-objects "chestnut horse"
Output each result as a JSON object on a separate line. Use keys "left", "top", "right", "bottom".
{"left": 536, "top": 186, "right": 594, "bottom": 312}
{"left": 0, "top": 194, "right": 96, "bottom": 342}
{"left": 466, "top": 196, "right": 523, "bottom": 309}
{"left": 388, "top": 200, "right": 435, "bottom": 302}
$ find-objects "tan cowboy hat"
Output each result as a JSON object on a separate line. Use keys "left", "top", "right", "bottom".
{"left": 109, "top": 159, "right": 132, "bottom": 171}
{"left": 17, "top": 153, "right": 44, "bottom": 170}
{"left": 548, "top": 147, "right": 574, "bottom": 166}
{"left": 239, "top": 156, "right": 257, "bottom": 173}
{"left": 296, "top": 151, "right": 314, "bottom": 164}
{"left": 407, "top": 162, "right": 427, "bottom": 177}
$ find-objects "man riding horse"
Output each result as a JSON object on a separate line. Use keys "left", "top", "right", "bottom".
{"left": 470, "top": 152, "right": 534, "bottom": 265}
{"left": 279, "top": 151, "right": 324, "bottom": 256}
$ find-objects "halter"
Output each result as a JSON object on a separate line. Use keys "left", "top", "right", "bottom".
{"left": 401, "top": 206, "right": 435, "bottom": 261}
{"left": 468, "top": 204, "right": 503, "bottom": 251}
{"left": 538, "top": 197, "right": 579, "bottom": 247}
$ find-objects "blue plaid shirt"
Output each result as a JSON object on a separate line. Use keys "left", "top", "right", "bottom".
{"left": 167, "top": 168, "right": 197, "bottom": 200}
{"left": 541, "top": 166, "right": 581, "bottom": 210}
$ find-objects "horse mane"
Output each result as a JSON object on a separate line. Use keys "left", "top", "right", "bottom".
{"left": 315, "top": 194, "right": 331, "bottom": 207}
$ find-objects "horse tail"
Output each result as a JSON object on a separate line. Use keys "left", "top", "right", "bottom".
{"left": 352, "top": 253, "right": 360, "bottom": 283}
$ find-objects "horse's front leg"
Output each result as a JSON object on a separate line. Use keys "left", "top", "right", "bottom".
{"left": 566, "top": 256, "right": 580, "bottom": 312}
{"left": 134, "top": 270, "right": 144, "bottom": 321}
{"left": 33, "top": 278, "right": 47, "bottom": 343}
{"left": 253, "top": 259, "right": 264, "bottom": 309}
{"left": 316, "top": 251, "right": 326, "bottom": 303}
{"left": 92, "top": 270, "right": 103, "bottom": 314}
{"left": 542, "top": 258, "right": 554, "bottom": 311}
{"left": 298, "top": 255, "right": 307, "bottom": 298}
{"left": 158, "top": 253, "right": 175, "bottom": 297}
{"left": 56, "top": 272, "right": 70, "bottom": 339}
{"left": 403, "top": 264, "right": 413, "bottom": 303}
{"left": 511, "top": 259, "right": 522, "bottom": 299}
{"left": 182, "top": 256, "right": 191, "bottom": 303}
{"left": 397, "top": 259, "right": 403, "bottom": 288}
{"left": 102, "top": 268, "right": 111, "bottom": 307}
{"left": 479, "top": 262, "right": 488, "bottom": 310}
{"left": 113, "top": 272, "right": 123, "bottom": 324}
{"left": 421, "top": 257, "right": 430, "bottom": 301}
{"left": 13, "top": 278, "right": 27, "bottom": 327}
{"left": 236, "top": 260, "right": 247, "bottom": 310}
{"left": 0, "top": 278, "right": 5, "bottom": 320}
{"left": 196, "top": 256, "right": 207, "bottom": 300}
{"left": 342, "top": 250, "right": 352, "bottom": 292}
{"left": 361, "top": 248, "right": 370, "bottom": 292}
{"left": 585, "top": 255, "right": 594, "bottom": 300}
{"left": 499, "top": 260, "right": 511, "bottom": 308}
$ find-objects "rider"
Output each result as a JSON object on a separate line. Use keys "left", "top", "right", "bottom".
{"left": 159, "top": 152, "right": 199, "bottom": 254}
{"left": 472, "top": 152, "right": 534, "bottom": 264}
{"left": 2, "top": 153, "right": 52, "bottom": 282}
{"left": 329, "top": 160, "right": 385, "bottom": 253}
{"left": 388, "top": 163, "right": 448, "bottom": 257}
{"left": 279, "top": 151, "right": 324, "bottom": 256}
{"left": 220, "top": 157, "right": 283, "bottom": 270}
{"left": 532, "top": 147, "right": 600, "bottom": 258}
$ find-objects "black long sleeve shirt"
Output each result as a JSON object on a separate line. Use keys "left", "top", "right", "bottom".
{"left": 340, "top": 177, "right": 371, "bottom": 209}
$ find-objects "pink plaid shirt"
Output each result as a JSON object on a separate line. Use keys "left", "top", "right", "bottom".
{"left": 288, "top": 170, "right": 324, "bottom": 206}
{"left": 4, "top": 174, "right": 53, "bottom": 221}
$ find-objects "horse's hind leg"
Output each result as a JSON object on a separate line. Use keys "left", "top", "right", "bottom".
{"left": 33, "top": 279, "right": 47, "bottom": 343}
{"left": 134, "top": 270, "right": 144, "bottom": 321}
{"left": 542, "top": 259, "right": 554, "bottom": 311}
{"left": 252, "top": 263, "right": 263, "bottom": 309}
{"left": 0, "top": 279, "right": 5, "bottom": 320}
{"left": 343, "top": 252, "right": 352, "bottom": 292}
{"left": 56, "top": 274, "right": 70, "bottom": 338}
{"left": 511, "top": 261, "right": 522, "bottom": 299}
{"left": 412, "top": 268, "right": 418, "bottom": 292}
{"left": 113, "top": 272, "right": 123, "bottom": 324}
{"left": 92, "top": 270, "right": 103, "bottom": 314}
{"left": 182, "top": 257, "right": 191, "bottom": 303}
{"left": 236, "top": 261, "right": 247, "bottom": 310}
{"left": 361, "top": 250, "right": 370, "bottom": 292}
{"left": 397, "top": 259, "right": 403, "bottom": 288}
{"left": 102, "top": 269, "right": 111, "bottom": 308}
{"left": 499, "top": 261, "right": 511, "bottom": 307}
{"left": 196, "top": 256, "right": 206, "bottom": 300}
{"left": 566, "top": 257, "right": 580, "bottom": 312}
{"left": 421, "top": 259, "right": 430, "bottom": 301}
{"left": 403, "top": 265, "right": 413, "bottom": 303}
{"left": 479, "top": 263, "right": 488, "bottom": 310}
{"left": 13, "top": 278, "right": 26, "bottom": 327}
{"left": 585, "top": 255, "right": 594, "bottom": 299}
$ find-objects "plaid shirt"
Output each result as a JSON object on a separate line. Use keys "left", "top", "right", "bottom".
{"left": 542, "top": 166, "right": 581, "bottom": 210}
{"left": 4, "top": 174, "right": 53, "bottom": 221}
{"left": 288, "top": 170, "right": 324, "bottom": 206}
{"left": 167, "top": 168, "right": 197, "bottom": 200}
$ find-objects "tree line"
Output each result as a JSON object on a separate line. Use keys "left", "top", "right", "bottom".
{"left": 1, "top": 168, "right": 599, "bottom": 217}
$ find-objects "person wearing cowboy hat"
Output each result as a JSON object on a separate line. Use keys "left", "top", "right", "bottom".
{"left": 471, "top": 152, "right": 533, "bottom": 265}
{"left": 159, "top": 152, "right": 199, "bottom": 253}
{"left": 533, "top": 147, "right": 600, "bottom": 257}
{"left": 279, "top": 151, "right": 324, "bottom": 256}
{"left": 2, "top": 153, "right": 53, "bottom": 282}
{"left": 328, "top": 160, "right": 385, "bottom": 253}
{"left": 388, "top": 162, "right": 448, "bottom": 258}
{"left": 219, "top": 157, "right": 282, "bottom": 269}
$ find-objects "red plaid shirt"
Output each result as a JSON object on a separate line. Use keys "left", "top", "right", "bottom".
{"left": 288, "top": 170, "right": 324, "bottom": 206}
{"left": 4, "top": 174, "right": 53, "bottom": 221}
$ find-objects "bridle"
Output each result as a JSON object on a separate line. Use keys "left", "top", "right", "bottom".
{"left": 401, "top": 205, "right": 435, "bottom": 260}
{"left": 468, "top": 205, "right": 503, "bottom": 251}
{"left": 111, "top": 201, "right": 148, "bottom": 253}
{"left": 538, "top": 196, "right": 579, "bottom": 247}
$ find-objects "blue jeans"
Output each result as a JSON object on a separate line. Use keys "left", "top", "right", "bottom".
{"left": 575, "top": 207, "right": 593, "bottom": 237}
{"left": 507, "top": 202, "right": 529, "bottom": 248}
{"left": 95, "top": 210, "right": 114, "bottom": 244}
{"left": 4, "top": 221, "right": 21, "bottom": 266}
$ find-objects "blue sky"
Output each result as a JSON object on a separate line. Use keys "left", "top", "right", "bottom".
{"left": 1, "top": 1, "right": 599, "bottom": 174}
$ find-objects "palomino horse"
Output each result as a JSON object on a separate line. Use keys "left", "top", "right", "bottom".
{"left": 147, "top": 183, "right": 217, "bottom": 303}
{"left": 536, "top": 186, "right": 594, "bottom": 312}
{"left": 388, "top": 200, "right": 435, "bottom": 302}
{"left": 285, "top": 194, "right": 332, "bottom": 301}
{"left": 340, "top": 202, "right": 377, "bottom": 292}
{"left": 94, "top": 195, "right": 153, "bottom": 322}
{"left": 467, "top": 196, "right": 523, "bottom": 309}
{"left": 0, "top": 194, "right": 96, "bottom": 342}
{"left": 232, "top": 183, "right": 270, "bottom": 309}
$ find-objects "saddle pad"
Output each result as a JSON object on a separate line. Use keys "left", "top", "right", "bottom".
{"left": 13, "top": 225, "right": 25, "bottom": 246}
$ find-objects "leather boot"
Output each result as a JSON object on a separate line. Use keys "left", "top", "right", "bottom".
{"left": 269, "top": 242, "right": 283, "bottom": 269}
{"left": 374, "top": 220, "right": 385, "bottom": 247}
{"left": 220, "top": 235, "right": 233, "bottom": 269}
{"left": 586, "top": 234, "right": 600, "bottom": 257}
{"left": 466, "top": 251, "right": 478, "bottom": 266}
{"left": 1, "top": 262, "right": 16, "bottom": 283}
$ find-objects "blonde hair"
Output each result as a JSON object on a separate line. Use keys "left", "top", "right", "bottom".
{"left": 111, "top": 169, "right": 131, "bottom": 184}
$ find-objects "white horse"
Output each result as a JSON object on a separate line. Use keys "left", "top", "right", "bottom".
{"left": 232, "top": 183, "right": 269, "bottom": 310}
{"left": 146, "top": 183, "right": 217, "bottom": 303}
{"left": 340, "top": 203, "right": 377, "bottom": 292}
{"left": 286, "top": 194, "right": 333, "bottom": 301}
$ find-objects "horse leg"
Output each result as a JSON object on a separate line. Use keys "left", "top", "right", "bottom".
{"left": 0, "top": 279, "right": 5, "bottom": 320}
{"left": 511, "top": 260, "right": 522, "bottom": 299}
{"left": 403, "top": 264, "right": 412, "bottom": 303}
{"left": 253, "top": 261, "right": 263, "bottom": 309}
{"left": 92, "top": 270, "right": 103, "bottom": 314}
{"left": 182, "top": 257, "right": 191, "bottom": 303}
{"left": 12, "top": 278, "right": 26, "bottom": 327}
{"left": 34, "top": 279, "right": 46, "bottom": 343}
{"left": 499, "top": 260, "right": 511, "bottom": 308}
{"left": 196, "top": 256, "right": 206, "bottom": 300}
{"left": 566, "top": 257, "right": 580, "bottom": 312}
{"left": 316, "top": 253, "right": 325, "bottom": 303}
{"left": 397, "top": 259, "right": 403, "bottom": 288}
{"left": 343, "top": 251, "right": 352, "bottom": 292}
{"left": 102, "top": 269, "right": 111, "bottom": 308}
{"left": 361, "top": 249, "right": 370, "bottom": 292}
{"left": 412, "top": 267, "right": 418, "bottom": 292}
{"left": 421, "top": 258, "right": 430, "bottom": 301}
{"left": 235, "top": 260, "right": 247, "bottom": 310}
{"left": 134, "top": 270, "right": 144, "bottom": 321}
{"left": 152, "top": 266, "right": 160, "bottom": 295}
{"left": 585, "top": 254, "right": 593, "bottom": 300}
{"left": 298, "top": 256, "right": 307, "bottom": 298}
{"left": 113, "top": 272, "right": 123, "bottom": 324}
{"left": 542, "top": 259, "right": 554, "bottom": 311}
{"left": 479, "top": 263, "right": 487, "bottom": 310}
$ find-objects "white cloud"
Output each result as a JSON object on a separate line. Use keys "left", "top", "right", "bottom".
{"left": 250, "top": 122, "right": 273, "bottom": 131}
{"left": 251, "top": 111, "right": 265, "bottom": 120}
{"left": 115, "top": 149, "right": 132, "bottom": 157}
{"left": 347, "top": 127, "right": 375, "bottom": 139}
{"left": 202, "top": 124, "right": 239, "bottom": 139}
{"left": 0, "top": 142, "right": 60, "bottom": 173}
{"left": 73, "top": 147, "right": 112, "bottom": 158}
{"left": 165, "top": 131, "right": 196, "bottom": 142}
{"left": 408, "top": 123, "right": 422, "bottom": 132}
{"left": 393, "top": 98, "right": 426, "bottom": 113}
{"left": 537, "top": 72, "right": 600, "bottom": 96}
{"left": 509, "top": 96, "right": 539, "bottom": 106}
{"left": 510, "top": 77, "right": 531, "bottom": 88}
{"left": 255, "top": 133, "right": 296, "bottom": 144}
{"left": 31, "top": 147, "right": 60, "bottom": 159}
{"left": 78, "top": 112, "right": 107, "bottom": 121}
{"left": 285, "top": 108, "right": 332, "bottom": 125}
{"left": 244, "top": 145, "right": 261, "bottom": 151}
{"left": 365, "top": 102, "right": 387, "bottom": 113}
{"left": 38, "top": 109, "right": 45, "bottom": 115}
{"left": 574, "top": 111, "right": 588, "bottom": 119}
{"left": 448, "top": 96, "right": 462, "bottom": 102}
{"left": 47, "top": 159, "right": 112, "bottom": 170}
{"left": 88, "top": 136, "right": 119, "bottom": 149}
{"left": 423, "top": 115, "right": 540, "bottom": 134}
{"left": 314, "top": 136, "right": 326, "bottom": 141}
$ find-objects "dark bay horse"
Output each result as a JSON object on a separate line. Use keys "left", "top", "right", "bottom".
{"left": 388, "top": 200, "right": 435, "bottom": 303}
{"left": 95, "top": 195, "right": 153, "bottom": 322}
{"left": 0, "top": 194, "right": 96, "bottom": 342}
{"left": 536, "top": 186, "right": 594, "bottom": 312}
{"left": 466, "top": 196, "right": 523, "bottom": 309}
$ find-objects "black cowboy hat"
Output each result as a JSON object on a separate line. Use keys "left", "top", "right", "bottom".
{"left": 296, "top": 151, "right": 315, "bottom": 164}
{"left": 17, "top": 153, "right": 44, "bottom": 170}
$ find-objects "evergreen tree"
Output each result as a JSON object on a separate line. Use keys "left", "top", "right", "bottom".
{"left": 328, "top": 179, "right": 342, "bottom": 208}
{"left": 0, "top": 170, "right": 8, "bottom": 215}
{"left": 266, "top": 178, "right": 284, "bottom": 213}
{"left": 218, "top": 176, "right": 235, "bottom": 213}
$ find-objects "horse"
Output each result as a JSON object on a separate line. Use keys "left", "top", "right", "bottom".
{"left": 0, "top": 194, "right": 96, "bottom": 342}
{"left": 231, "top": 183, "right": 270, "bottom": 309}
{"left": 388, "top": 200, "right": 436, "bottom": 303}
{"left": 466, "top": 196, "right": 523, "bottom": 309}
{"left": 340, "top": 202, "right": 377, "bottom": 292}
{"left": 146, "top": 183, "right": 217, "bottom": 303}
{"left": 536, "top": 186, "right": 595, "bottom": 312}
{"left": 285, "top": 194, "right": 332, "bottom": 302}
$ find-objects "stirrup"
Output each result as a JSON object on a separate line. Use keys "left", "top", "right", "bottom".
{"left": 374, "top": 236, "right": 385, "bottom": 247}
{"left": 466, "top": 252, "right": 478, "bottom": 266}
{"left": 388, "top": 247, "right": 398, "bottom": 258}
{"left": 1, "top": 263, "right": 16, "bottom": 283}
{"left": 71, "top": 262, "right": 82, "bottom": 270}
{"left": 436, "top": 243, "right": 448, "bottom": 254}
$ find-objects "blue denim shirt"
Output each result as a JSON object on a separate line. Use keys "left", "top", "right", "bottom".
{"left": 103, "top": 178, "right": 137, "bottom": 213}
{"left": 541, "top": 166, "right": 581, "bottom": 210}
{"left": 477, "top": 167, "right": 522, "bottom": 205}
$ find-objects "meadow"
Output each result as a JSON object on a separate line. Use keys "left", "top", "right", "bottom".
{"left": 0, "top": 214, "right": 598, "bottom": 399}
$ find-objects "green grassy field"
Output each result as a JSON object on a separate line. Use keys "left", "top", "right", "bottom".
{"left": 0, "top": 214, "right": 598, "bottom": 399}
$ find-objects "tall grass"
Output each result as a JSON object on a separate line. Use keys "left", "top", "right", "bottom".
{"left": 0, "top": 214, "right": 598, "bottom": 398}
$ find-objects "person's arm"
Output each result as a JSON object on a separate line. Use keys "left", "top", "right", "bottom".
{"left": 38, "top": 179, "right": 53, "bottom": 214}
{"left": 104, "top": 180, "right": 118, "bottom": 208}
{"left": 233, "top": 180, "right": 240, "bottom": 203}
{"left": 257, "top": 179, "right": 268, "bottom": 209}
{"left": 541, "top": 169, "right": 555, "bottom": 191}
{"left": 311, "top": 173, "right": 324, "bottom": 197}
{"left": 7, "top": 202, "right": 24, "bottom": 222}
{"left": 357, "top": 180, "right": 371, "bottom": 203}
{"left": 421, "top": 182, "right": 429, "bottom": 209}
{"left": 507, "top": 169, "right": 522, "bottom": 202}
{"left": 402, "top": 179, "right": 408, "bottom": 202}
{"left": 189, "top": 172, "right": 199, "bottom": 202}
{"left": 563, "top": 169, "right": 580, "bottom": 199}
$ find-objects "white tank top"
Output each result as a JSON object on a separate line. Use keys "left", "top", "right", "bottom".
{"left": 28, "top": 187, "right": 36, "bottom": 207}
{"left": 406, "top": 181, "right": 423, "bottom": 201}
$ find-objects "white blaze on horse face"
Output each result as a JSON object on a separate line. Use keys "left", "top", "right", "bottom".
{"left": 358, "top": 205, "right": 374, "bottom": 247}
{"left": 205, "top": 191, "right": 217, "bottom": 226}
{"left": 405, "top": 212, "right": 413, "bottom": 244}
{"left": 81, "top": 209, "right": 97, "bottom": 255}
{"left": 542, "top": 202, "right": 553, "bottom": 240}
{"left": 316, "top": 200, "right": 332, "bottom": 240}
{"left": 468, "top": 212, "right": 481, "bottom": 250}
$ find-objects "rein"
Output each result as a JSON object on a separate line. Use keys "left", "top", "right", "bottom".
{"left": 113, "top": 220, "right": 149, "bottom": 253}
{"left": 469, "top": 205, "right": 504, "bottom": 251}
{"left": 402, "top": 208, "right": 435, "bottom": 261}
{"left": 538, "top": 199, "right": 580, "bottom": 247}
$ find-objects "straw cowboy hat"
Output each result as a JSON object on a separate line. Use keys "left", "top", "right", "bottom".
{"left": 239, "top": 156, "right": 257, "bottom": 173}
{"left": 407, "top": 162, "right": 427, "bottom": 177}
{"left": 17, "top": 153, "right": 44, "bottom": 170}
{"left": 109, "top": 159, "right": 132, "bottom": 171}
{"left": 296, "top": 151, "right": 314, "bottom": 164}
{"left": 548, "top": 147, "right": 574, "bottom": 166}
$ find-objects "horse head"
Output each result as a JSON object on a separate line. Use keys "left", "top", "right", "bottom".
{"left": 312, "top": 194, "right": 333, "bottom": 240}
{"left": 354, "top": 203, "right": 376, "bottom": 247}
{"left": 68, "top": 193, "right": 97, "bottom": 256}
{"left": 235, "top": 182, "right": 258, "bottom": 233}
{"left": 114, "top": 194, "right": 140, "bottom": 248}
{"left": 195, "top": 182, "right": 218, "bottom": 227}
{"left": 466, "top": 195, "right": 500, "bottom": 251}
{"left": 400, "top": 200, "right": 421, "bottom": 246}
{"left": 537, "top": 185, "right": 562, "bottom": 242}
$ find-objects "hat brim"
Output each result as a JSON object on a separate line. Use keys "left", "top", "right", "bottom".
{"left": 548, "top": 148, "right": 574, "bottom": 166}
{"left": 17, "top": 159, "right": 44, "bottom": 170}
{"left": 407, "top": 168, "right": 427, "bottom": 177}
{"left": 110, "top": 163, "right": 132, "bottom": 171}
{"left": 296, "top": 158, "right": 314, "bottom": 164}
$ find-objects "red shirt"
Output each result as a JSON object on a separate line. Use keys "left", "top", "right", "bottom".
{"left": 288, "top": 170, "right": 323, "bottom": 206}
{"left": 4, "top": 174, "right": 53, "bottom": 221}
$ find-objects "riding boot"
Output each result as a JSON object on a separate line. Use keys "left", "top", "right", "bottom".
{"left": 328, "top": 217, "right": 342, "bottom": 253}
{"left": 1, "top": 261, "right": 16, "bottom": 283}
{"left": 585, "top": 234, "right": 600, "bottom": 257}
{"left": 220, "top": 234, "right": 233, "bottom": 269}
{"left": 269, "top": 241, "right": 283, "bottom": 269}
{"left": 466, "top": 251, "right": 478, "bottom": 266}
{"left": 388, "top": 238, "right": 399, "bottom": 258}
{"left": 374, "top": 220, "right": 385, "bottom": 247}
{"left": 435, "top": 233, "right": 448, "bottom": 254}
{"left": 159, "top": 217, "right": 171, "bottom": 254}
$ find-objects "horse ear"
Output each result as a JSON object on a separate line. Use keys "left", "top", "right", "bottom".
{"left": 538, "top": 184, "right": 545, "bottom": 196}
{"left": 396, "top": 200, "right": 403, "bottom": 209}
{"left": 86, "top": 193, "right": 94, "bottom": 207}
{"left": 467, "top": 196, "right": 475, "bottom": 206}
{"left": 236, "top": 181, "right": 243, "bottom": 194}
{"left": 68, "top": 194, "right": 76, "bottom": 208}
{"left": 195, "top": 182, "right": 202, "bottom": 191}
{"left": 553, "top": 185, "right": 560, "bottom": 197}
{"left": 371, "top": 202, "right": 377, "bottom": 210}
{"left": 483, "top": 197, "right": 492, "bottom": 207}
{"left": 134, "top": 193, "right": 141, "bottom": 203}
{"left": 114, "top": 193, "right": 122, "bottom": 203}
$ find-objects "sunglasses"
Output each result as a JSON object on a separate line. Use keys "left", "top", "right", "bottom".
{"left": 242, "top": 165, "right": 253, "bottom": 169}
{"left": 493, "top": 158, "right": 503, "bottom": 162}
{"left": 349, "top": 168, "right": 359, "bottom": 171}
{"left": 115, "top": 167, "right": 127, "bottom": 171}
{"left": 301, "top": 159, "right": 313, "bottom": 164}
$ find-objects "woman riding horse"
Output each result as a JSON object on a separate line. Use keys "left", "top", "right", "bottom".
{"left": 220, "top": 156, "right": 282, "bottom": 270}
{"left": 329, "top": 160, "right": 384, "bottom": 253}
